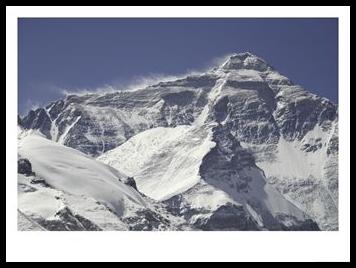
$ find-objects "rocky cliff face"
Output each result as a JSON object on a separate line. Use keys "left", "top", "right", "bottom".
{"left": 20, "top": 52, "right": 338, "bottom": 230}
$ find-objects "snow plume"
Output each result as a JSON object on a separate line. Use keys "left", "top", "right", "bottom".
{"left": 26, "top": 100, "right": 41, "bottom": 111}
{"left": 121, "top": 73, "right": 188, "bottom": 91}
{"left": 121, "top": 54, "right": 235, "bottom": 90}
{"left": 61, "top": 85, "right": 118, "bottom": 96}
{"left": 59, "top": 53, "right": 233, "bottom": 95}
{"left": 61, "top": 72, "right": 199, "bottom": 95}
{"left": 206, "top": 53, "right": 234, "bottom": 70}
{"left": 59, "top": 53, "right": 238, "bottom": 96}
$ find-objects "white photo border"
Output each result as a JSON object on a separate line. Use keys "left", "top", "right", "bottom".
{"left": 6, "top": 6, "right": 350, "bottom": 262}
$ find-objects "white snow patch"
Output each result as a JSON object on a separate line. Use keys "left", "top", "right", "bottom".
{"left": 183, "top": 183, "right": 237, "bottom": 211}
{"left": 226, "top": 69, "right": 263, "bottom": 82}
{"left": 256, "top": 124, "right": 331, "bottom": 180}
{"left": 50, "top": 118, "right": 59, "bottom": 142}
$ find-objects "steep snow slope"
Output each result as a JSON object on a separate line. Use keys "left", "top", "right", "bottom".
{"left": 98, "top": 125, "right": 215, "bottom": 200}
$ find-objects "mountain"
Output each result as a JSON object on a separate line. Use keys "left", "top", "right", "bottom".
{"left": 19, "top": 52, "right": 338, "bottom": 230}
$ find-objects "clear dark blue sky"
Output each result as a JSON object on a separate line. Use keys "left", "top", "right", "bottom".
{"left": 18, "top": 18, "right": 338, "bottom": 115}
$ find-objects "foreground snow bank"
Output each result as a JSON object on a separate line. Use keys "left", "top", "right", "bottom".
{"left": 18, "top": 133, "right": 146, "bottom": 216}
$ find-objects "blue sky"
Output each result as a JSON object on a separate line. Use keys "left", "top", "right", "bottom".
{"left": 18, "top": 18, "right": 338, "bottom": 115}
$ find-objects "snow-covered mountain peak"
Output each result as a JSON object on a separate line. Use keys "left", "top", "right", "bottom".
{"left": 220, "top": 52, "right": 272, "bottom": 72}
{"left": 19, "top": 52, "right": 338, "bottom": 231}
